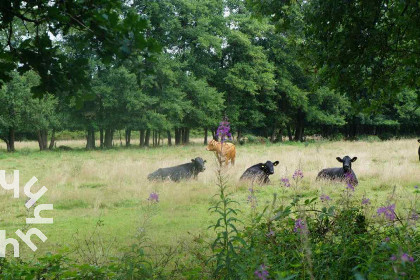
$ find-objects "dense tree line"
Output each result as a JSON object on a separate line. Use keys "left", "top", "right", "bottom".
{"left": 0, "top": 0, "right": 419, "bottom": 151}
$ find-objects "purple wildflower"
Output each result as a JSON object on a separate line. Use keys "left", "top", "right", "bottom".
{"left": 292, "top": 169, "right": 304, "bottom": 180}
{"left": 346, "top": 182, "right": 355, "bottom": 192}
{"left": 377, "top": 204, "right": 396, "bottom": 221}
{"left": 401, "top": 253, "right": 414, "bottom": 263}
{"left": 415, "top": 185, "right": 419, "bottom": 189}
{"left": 281, "top": 177, "right": 291, "bottom": 187}
{"left": 216, "top": 117, "right": 232, "bottom": 143}
{"left": 383, "top": 237, "right": 390, "bottom": 242}
{"left": 390, "top": 255, "right": 397, "bottom": 261}
{"left": 294, "top": 218, "right": 306, "bottom": 233}
{"left": 320, "top": 194, "right": 331, "bottom": 203}
{"left": 361, "top": 197, "right": 370, "bottom": 205}
{"left": 148, "top": 192, "right": 159, "bottom": 203}
{"left": 409, "top": 211, "right": 419, "bottom": 221}
{"left": 254, "top": 264, "right": 269, "bottom": 280}
{"left": 266, "top": 230, "right": 275, "bottom": 237}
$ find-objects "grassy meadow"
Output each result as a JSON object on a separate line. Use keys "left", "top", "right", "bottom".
{"left": 0, "top": 138, "right": 419, "bottom": 262}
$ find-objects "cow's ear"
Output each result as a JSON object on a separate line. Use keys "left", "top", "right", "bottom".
{"left": 273, "top": 161, "right": 279, "bottom": 166}
{"left": 204, "top": 160, "right": 207, "bottom": 163}
{"left": 351, "top": 157, "right": 357, "bottom": 162}
{"left": 191, "top": 159, "right": 195, "bottom": 162}
{"left": 336, "top": 157, "right": 343, "bottom": 162}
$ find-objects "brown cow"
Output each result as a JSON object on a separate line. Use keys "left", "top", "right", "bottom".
{"left": 206, "top": 139, "right": 236, "bottom": 166}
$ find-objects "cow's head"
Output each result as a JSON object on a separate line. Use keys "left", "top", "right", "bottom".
{"left": 192, "top": 157, "right": 206, "bottom": 172}
{"left": 260, "top": 160, "right": 279, "bottom": 175}
{"left": 206, "top": 139, "right": 218, "bottom": 151}
{"left": 336, "top": 156, "right": 357, "bottom": 173}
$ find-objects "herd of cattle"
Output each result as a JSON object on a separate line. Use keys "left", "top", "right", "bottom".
{"left": 147, "top": 139, "right": 420, "bottom": 185}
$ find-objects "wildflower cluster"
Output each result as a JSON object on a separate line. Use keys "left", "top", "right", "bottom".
{"left": 377, "top": 204, "right": 396, "bottom": 221}
{"left": 148, "top": 192, "right": 159, "bottom": 203}
{"left": 320, "top": 194, "right": 331, "bottom": 203}
{"left": 216, "top": 117, "right": 232, "bottom": 143}
{"left": 292, "top": 169, "right": 304, "bottom": 180}
{"left": 390, "top": 253, "right": 415, "bottom": 263}
{"left": 293, "top": 218, "right": 306, "bottom": 233}
{"left": 254, "top": 264, "right": 269, "bottom": 280}
{"left": 280, "top": 177, "right": 291, "bottom": 187}
{"left": 361, "top": 197, "right": 370, "bottom": 205}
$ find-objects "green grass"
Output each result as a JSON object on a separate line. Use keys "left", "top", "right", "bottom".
{"left": 0, "top": 138, "right": 419, "bottom": 260}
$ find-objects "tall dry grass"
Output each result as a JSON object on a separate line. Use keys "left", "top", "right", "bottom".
{"left": 0, "top": 138, "right": 418, "bottom": 257}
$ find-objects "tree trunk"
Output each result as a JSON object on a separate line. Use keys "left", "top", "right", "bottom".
{"left": 277, "top": 128, "right": 283, "bottom": 142}
{"left": 37, "top": 129, "right": 49, "bottom": 151}
{"left": 270, "top": 124, "right": 277, "bottom": 142}
{"left": 180, "top": 128, "right": 184, "bottom": 144}
{"left": 5, "top": 128, "right": 15, "bottom": 152}
{"left": 294, "top": 111, "right": 305, "bottom": 142}
{"left": 287, "top": 125, "right": 293, "bottom": 141}
{"left": 204, "top": 128, "right": 208, "bottom": 145}
{"left": 175, "top": 128, "right": 180, "bottom": 145}
{"left": 167, "top": 130, "right": 172, "bottom": 146}
{"left": 145, "top": 129, "right": 150, "bottom": 146}
{"left": 140, "top": 129, "right": 145, "bottom": 147}
{"left": 100, "top": 129, "right": 104, "bottom": 148}
{"left": 86, "top": 128, "right": 95, "bottom": 150}
{"left": 49, "top": 129, "right": 56, "bottom": 150}
{"left": 184, "top": 128, "right": 190, "bottom": 144}
{"left": 125, "top": 129, "right": 131, "bottom": 146}
{"left": 104, "top": 129, "right": 113, "bottom": 148}
{"left": 158, "top": 132, "right": 161, "bottom": 146}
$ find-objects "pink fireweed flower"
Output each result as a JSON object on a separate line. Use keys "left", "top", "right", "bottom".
{"left": 254, "top": 264, "right": 269, "bottom": 280}
{"left": 346, "top": 181, "right": 355, "bottom": 192}
{"left": 390, "top": 254, "right": 397, "bottom": 261}
{"left": 401, "top": 253, "right": 415, "bottom": 263}
{"left": 383, "top": 237, "right": 390, "bottom": 242}
{"left": 294, "top": 218, "right": 306, "bottom": 233}
{"left": 292, "top": 169, "right": 304, "bottom": 180}
{"left": 216, "top": 117, "right": 232, "bottom": 143}
{"left": 148, "top": 192, "right": 159, "bottom": 203}
{"left": 320, "top": 194, "right": 331, "bottom": 203}
{"left": 361, "top": 197, "right": 370, "bottom": 205}
{"left": 281, "top": 177, "right": 291, "bottom": 187}
{"left": 377, "top": 204, "right": 396, "bottom": 221}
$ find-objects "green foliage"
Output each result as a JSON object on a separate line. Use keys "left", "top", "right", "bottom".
{"left": 208, "top": 168, "right": 244, "bottom": 279}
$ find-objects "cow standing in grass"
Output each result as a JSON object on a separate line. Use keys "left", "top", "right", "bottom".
{"left": 206, "top": 139, "right": 236, "bottom": 166}
{"left": 147, "top": 157, "right": 206, "bottom": 182}
{"left": 317, "top": 156, "right": 359, "bottom": 186}
{"left": 240, "top": 160, "right": 279, "bottom": 184}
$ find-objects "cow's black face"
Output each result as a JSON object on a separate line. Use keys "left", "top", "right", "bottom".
{"left": 261, "top": 160, "right": 279, "bottom": 175}
{"left": 336, "top": 156, "right": 357, "bottom": 173}
{"left": 192, "top": 157, "right": 206, "bottom": 171}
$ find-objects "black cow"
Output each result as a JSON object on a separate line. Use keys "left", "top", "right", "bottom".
{"left": 316, "top": 156, "right": 358, "bottom": 185}
{"left": 240, "top": 160, "right": 279, "bottom": 184}
{"left": 418, "top": 139, "right": 420, "bottom": 161}
{"left": 147, "top": 157, "right": 206, "bottom": 182}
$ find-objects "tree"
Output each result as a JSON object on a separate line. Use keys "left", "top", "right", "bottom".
{"left": 0, "top": 0, "right": 159, "bottom": 98}
{"left": 0, "top": 71, "right": 38, "bottom": 151}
